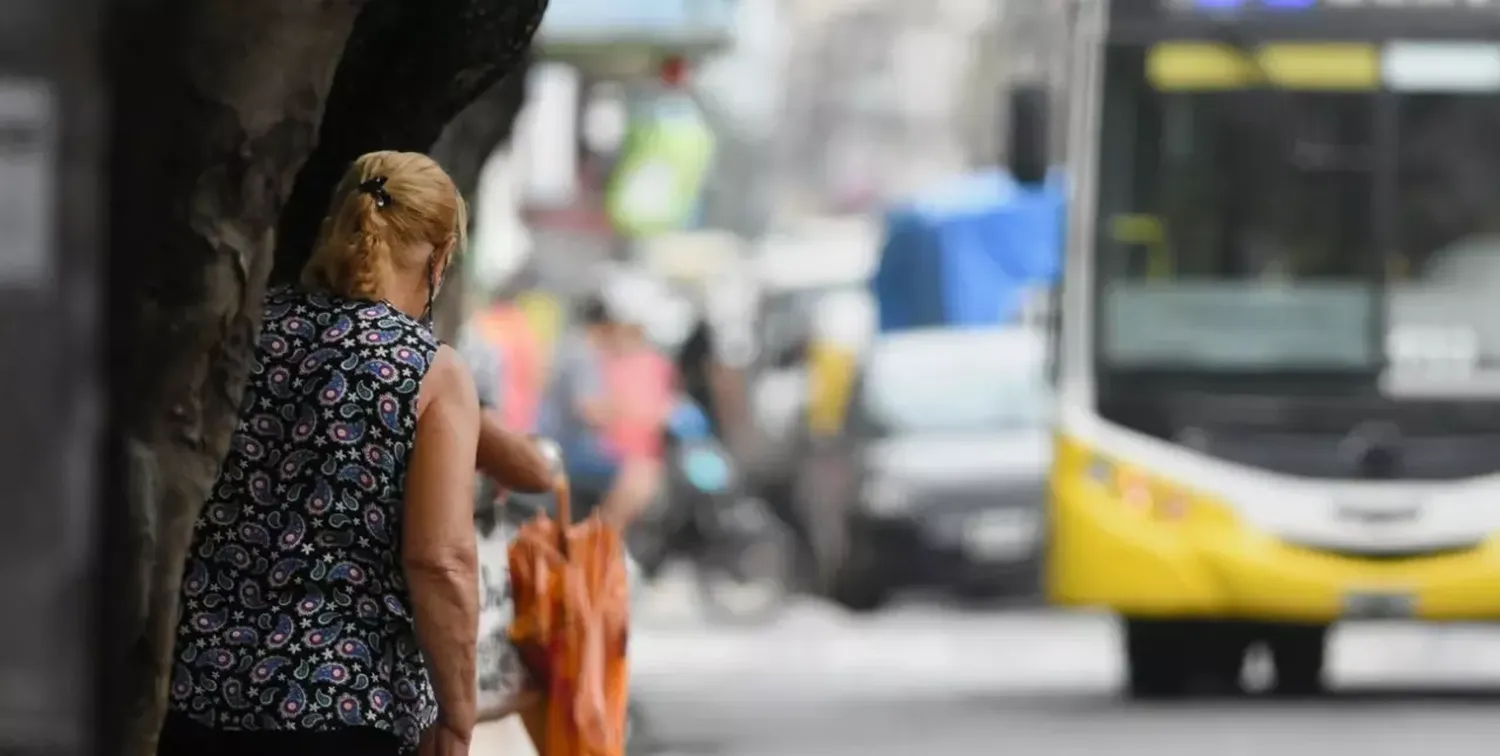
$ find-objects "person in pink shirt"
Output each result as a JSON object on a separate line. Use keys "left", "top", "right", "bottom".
{"left": 599, "top": 318, "right": 676, "bottom": 527}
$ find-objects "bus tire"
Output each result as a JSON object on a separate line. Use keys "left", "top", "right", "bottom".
{"left": 1268, "top": 624, "right": 1328, "bottom": 697}
{"left": 1125, "top": 619, "right": 1246, "bottom": 699}
{"left": 1124, "top": 619, "right": 1189, "bottom": 699}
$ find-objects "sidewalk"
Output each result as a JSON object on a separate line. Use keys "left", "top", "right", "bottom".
{"left": 473, "top": 716, "right": 537, "bottom": 756}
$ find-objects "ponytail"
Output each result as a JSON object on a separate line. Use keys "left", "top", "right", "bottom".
{"left": 345, "top": 197, "right": 393, "bottom": 300}
{"left": 298, "top": 150, "right": 466, "bottom": 303}
{"left": 301, "top": 187, "right": 392, "bottom": 300}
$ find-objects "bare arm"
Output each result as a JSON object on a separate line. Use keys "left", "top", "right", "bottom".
{"left": 404, "top": 345, "right": 481, "bottom": 740}
{"left": 476, "top": 410, "right": 550, "bottom": 493}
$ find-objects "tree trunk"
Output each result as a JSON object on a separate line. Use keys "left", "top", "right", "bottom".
{"left": 105, "top": 1, "right": 546, "bottom": 754}
{"left": 107, "top": 2, "right": 370, "bottom": 753}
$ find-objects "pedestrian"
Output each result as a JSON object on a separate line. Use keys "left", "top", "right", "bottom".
{"left": 539, "top": 295, "right": 621, "bottom": 519}
{"left": 159, "top": 150, "right": 546, "bottom": 756}
{"left": 470, "top": 275, "right": 547, "bottom": 434}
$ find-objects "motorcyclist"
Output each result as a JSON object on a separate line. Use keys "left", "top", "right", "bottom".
{"left": 675, "top": 318, "right": 734, "bottom": 438}
{"left": 675, "top": 280, "right": 826, "bottom": 577}
{"left": 674, "top": 275, "right": 757, "bottom": 459}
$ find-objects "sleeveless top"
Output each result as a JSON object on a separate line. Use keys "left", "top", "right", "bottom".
{"left": 168, "top": 285, "right": 440, "bottom": 749}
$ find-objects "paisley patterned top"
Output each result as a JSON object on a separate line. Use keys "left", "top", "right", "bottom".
{"left": 169, "top": 285, "right": 440, "bottom": 750}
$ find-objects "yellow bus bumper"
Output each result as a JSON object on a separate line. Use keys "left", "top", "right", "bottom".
{"left": 1048, "top": 441, "right": 1500, "bottom": 623}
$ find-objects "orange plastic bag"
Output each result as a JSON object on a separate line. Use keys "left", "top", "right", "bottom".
{"left": 508, "top": 475, "right": 630, "bottom": 756}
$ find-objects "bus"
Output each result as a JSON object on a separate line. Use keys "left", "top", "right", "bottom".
{"left": 1010, "top": 0, "right": 1500, "bottom": 698}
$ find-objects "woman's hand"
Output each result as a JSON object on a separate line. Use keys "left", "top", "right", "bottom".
{"left": 418, "top": 722, "right": 472, "bottom": 756}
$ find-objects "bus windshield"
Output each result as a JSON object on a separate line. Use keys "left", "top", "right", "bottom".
{"left": 1095, "top": 47, "right": 1377, "bottom": 372}
{"left": 1388, "top": 92, "right": 1500, "bottom": 395}
{"left": 1093, "top": 45, "right": 1500, "bottom": 390}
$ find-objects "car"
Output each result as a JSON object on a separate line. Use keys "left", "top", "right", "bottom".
{"left": 808, "top": 326, "right": 1053, "bottom": 611}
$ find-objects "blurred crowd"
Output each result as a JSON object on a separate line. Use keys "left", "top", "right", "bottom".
{"left": 458, "top": 267, "right": 744, "bottom": 527}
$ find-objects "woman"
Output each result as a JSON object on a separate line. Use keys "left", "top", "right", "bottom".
{"left": 160, "top": 151, "right": 539, "bottom": 756}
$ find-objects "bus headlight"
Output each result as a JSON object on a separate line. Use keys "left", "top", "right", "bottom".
{"left": 861, "top": 478, "right": 913, "bottom": 517}
{"left": 1089, "top": 456, "right": 1191, "bottom": 521}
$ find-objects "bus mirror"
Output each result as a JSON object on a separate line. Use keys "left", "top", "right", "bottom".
{"left": 1007, "top": 84, "right": 1050, "bottom": 187}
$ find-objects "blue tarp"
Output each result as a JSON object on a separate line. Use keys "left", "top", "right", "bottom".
{"left": 873, "top": 169, "right": 1066, "bottom": 332}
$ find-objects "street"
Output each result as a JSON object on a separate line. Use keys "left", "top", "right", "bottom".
{"left": 473, "top": 571, "right": 1500, "bottom": 756}
{"left": 614, "top": 572, "right": 1500, "bottom": 756}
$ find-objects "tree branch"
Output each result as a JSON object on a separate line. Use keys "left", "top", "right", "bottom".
{"left": 272, "top": 0, "right": 548, "bottom": 283}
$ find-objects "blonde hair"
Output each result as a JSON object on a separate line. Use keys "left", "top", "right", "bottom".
{"left": 301, "top": 150, "right": 469, "bottom": 301}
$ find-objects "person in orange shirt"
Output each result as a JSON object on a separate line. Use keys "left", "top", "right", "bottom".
{"left": 472, "top": 284, "right": 546, "bottom": 433}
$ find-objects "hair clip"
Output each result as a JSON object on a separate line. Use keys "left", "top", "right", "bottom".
{"left": 358, "top": 176, "right": 393, "bottom": 209}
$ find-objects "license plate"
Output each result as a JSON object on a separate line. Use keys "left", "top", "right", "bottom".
{"left": 960, "top": 511, "right": 1037, "bottom": 560}
{"left": 1344, "top": 590, "right": 1415, "bottom": 619}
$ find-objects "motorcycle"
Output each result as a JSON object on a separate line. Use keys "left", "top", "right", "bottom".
{"left": 627, "top": 399, "right": 795, "bottom": 626}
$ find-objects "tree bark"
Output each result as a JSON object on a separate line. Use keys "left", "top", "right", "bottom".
{"left": 110, "top": 0, "right": 364, "bottom": 428}
{"left": 105, "top": 1, "right": 546, "bottom": 754}
{"left": 108, "top": 3, "right": 366, "bottom": 753}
